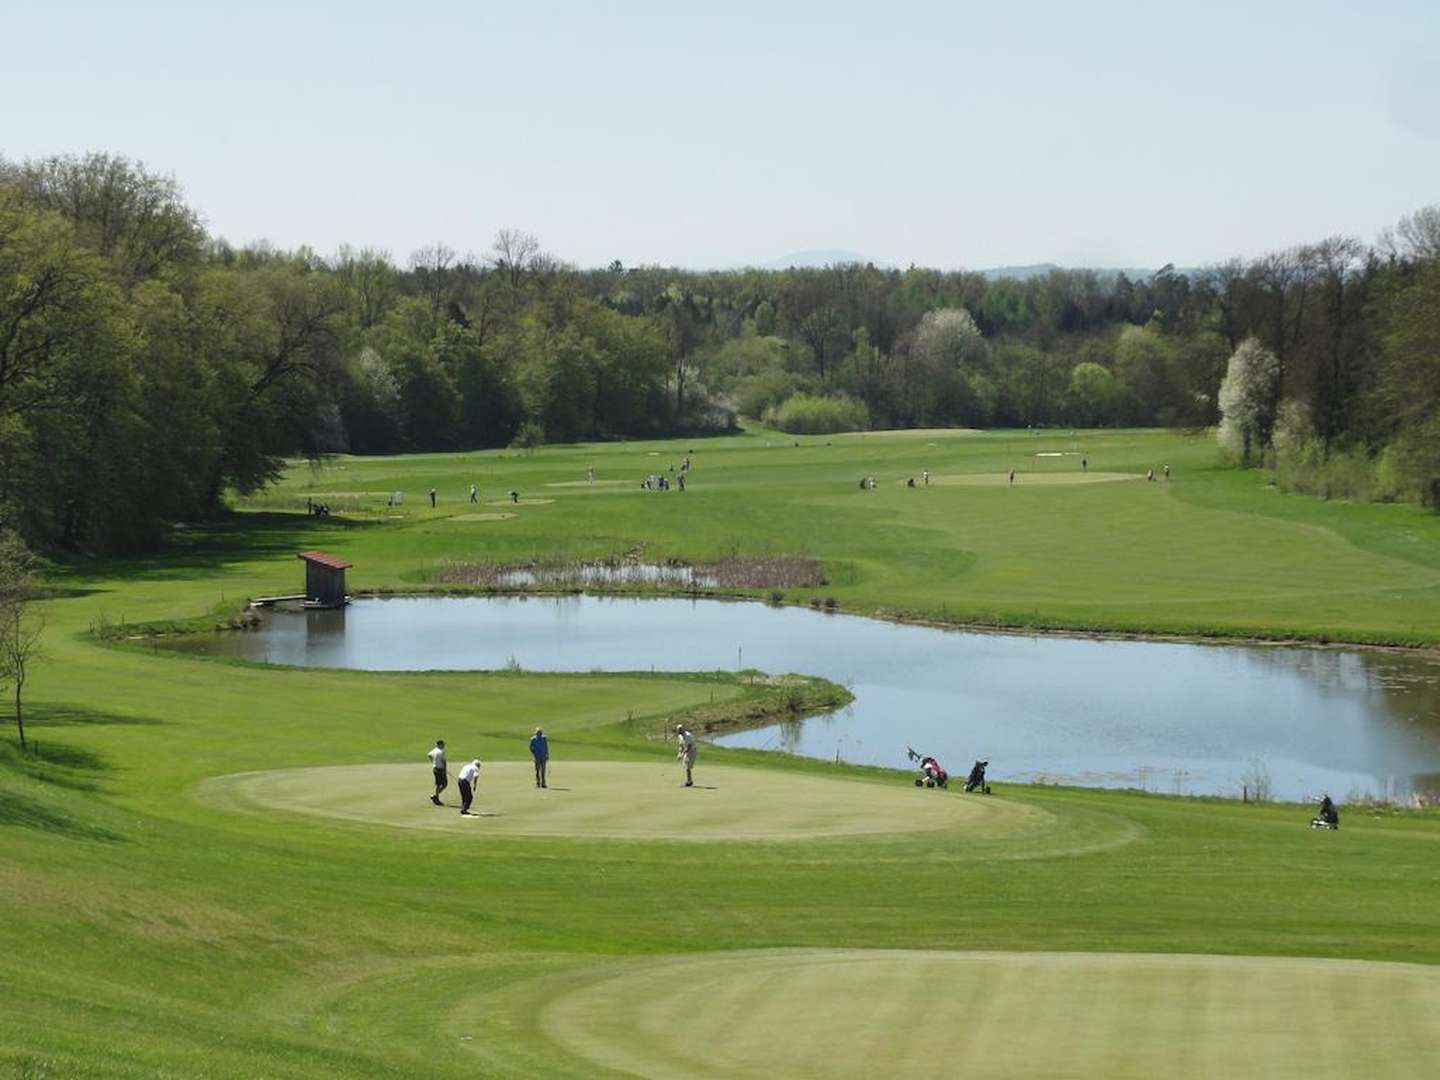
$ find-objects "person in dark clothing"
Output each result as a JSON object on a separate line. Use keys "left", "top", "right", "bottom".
{"left": 1312, "top": 794, "right": 1339, "bottom": 829}
{"left": 529, "top": 727, "right": 549, "bottom": 789}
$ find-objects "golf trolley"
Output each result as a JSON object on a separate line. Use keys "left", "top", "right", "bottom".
{"left": 1310, "top": 795, "right": 1339, "bottom": 830}
{"left": 906, "top": 746, "right": 948, "bottom": 789}
{"left": 964, "top": 759, "right": 992, "bottom": 795}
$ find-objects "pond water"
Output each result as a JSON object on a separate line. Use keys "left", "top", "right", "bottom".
{"left": 165, "top": 596, "right": 1440, "bottom": 802}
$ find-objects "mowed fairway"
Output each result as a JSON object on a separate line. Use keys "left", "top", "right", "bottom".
{"left": 523, "top": 950, "right": 1440, "bottom": 1079}
{"left": 208, "top": 761, "right": 1038, "bottom": 840}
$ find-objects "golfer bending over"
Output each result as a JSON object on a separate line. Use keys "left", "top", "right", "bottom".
{"left": 530, "top": 726, "right": 549, "bottom": 789}
{"left": 428, "top": 739, "right": 448, "bottom": 805}
{"left": 457, "top": 758, "right": 482, "bottom": 816}
{"left": 675, "top": 723, "right": 697, "bottom": 787}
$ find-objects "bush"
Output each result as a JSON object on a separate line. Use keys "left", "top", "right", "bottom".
{"left": 1275, "top": 436, "right": 1378, "bottom": 502}
{"left": 731, "top": 369, "right": 808, "bottom": 420}
{"left": 509, "top": 420, "right": 545, "bottom": 452}
{"left": 765, "top": 393, "right": 869, "bottom": 435}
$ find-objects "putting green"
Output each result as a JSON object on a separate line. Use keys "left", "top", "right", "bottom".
{"left": 203, "top": 762, "right": 1041, "bottom": 841}
{"left": 544, "top": 479, "right": 632, "bottom": 488}
{"left": 485, "top": 498, "right": 554, "bottom": 506}
{"left": 528, "top": 949, "right": 1440, "bottom": 1078}
{"left": 926, "top": 470, "right": 1137, "bottom": 487}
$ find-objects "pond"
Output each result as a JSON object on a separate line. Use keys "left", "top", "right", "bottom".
{"left": 164, "top": 596, "right": 1440, "bottom": 802}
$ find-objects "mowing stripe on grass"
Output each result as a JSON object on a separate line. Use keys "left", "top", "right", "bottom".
{"left": 530, "top": 949, "right": 1440, "bottom": 1079}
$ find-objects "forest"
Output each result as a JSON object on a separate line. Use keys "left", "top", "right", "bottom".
{"left": 1, "top": 151, "right": 1437, "bottom": 553}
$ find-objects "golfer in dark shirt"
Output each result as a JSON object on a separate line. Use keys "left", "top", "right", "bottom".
{"left": 530, "top": 727, "right": 549, "bottom": 789}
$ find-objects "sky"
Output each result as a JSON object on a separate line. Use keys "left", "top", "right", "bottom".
{"left": 3, "top": 1, "right": 1437, "bottom": 270}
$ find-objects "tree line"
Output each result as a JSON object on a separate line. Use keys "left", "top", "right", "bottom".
{"left": 1, "top": 151, "right": 1437, "bottom": 554}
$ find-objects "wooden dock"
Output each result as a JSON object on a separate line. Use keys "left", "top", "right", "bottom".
{"left": 249, "top": 594, "right": 307, "bottom": 608}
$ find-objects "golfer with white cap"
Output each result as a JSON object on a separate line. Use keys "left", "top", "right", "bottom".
{"left": 457, "top": 758, "right": 482, "bottom": 816}
{"left": 675, "top": 723, "right": 697, "bottom": 787}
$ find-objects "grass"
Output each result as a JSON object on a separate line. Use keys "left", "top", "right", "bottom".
{"left": 528, "top": 950, "right": 1440, "bottom": 1078}
{"left": 4, "top": 426, "right": 1440, "bottom": 1077}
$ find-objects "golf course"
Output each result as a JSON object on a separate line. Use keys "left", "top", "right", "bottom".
{"left": 4, "top": 426, "right": 1440, "bottom": 1078}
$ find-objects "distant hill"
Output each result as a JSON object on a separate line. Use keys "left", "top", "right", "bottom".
{"left": 718, "top": 254, "right": 1197, "bottom": 278}
{"left": 978, "top": 263, "right": 1193, "bottom": 281}
{"left": 978, "top": 263, "right": 1062, "bottom": 280}
{"left": 763, "top": 249, "right": 881, "bottom": 269}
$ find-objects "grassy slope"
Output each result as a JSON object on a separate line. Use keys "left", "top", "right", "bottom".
{"left": 3, "top": 427, "right": 1440, "bottom": 1077}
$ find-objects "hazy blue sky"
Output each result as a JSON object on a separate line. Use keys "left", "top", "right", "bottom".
{"left": 4, "top": 1, "right": 1437, "bottom": 269}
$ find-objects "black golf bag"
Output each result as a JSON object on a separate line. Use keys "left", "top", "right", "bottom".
{"left": 964, "top": 760, "right": 991, "bottom": 794}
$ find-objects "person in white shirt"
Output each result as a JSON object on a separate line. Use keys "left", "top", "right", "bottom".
{"left": 675, "top": 724, "right": 697, "bottom": 787}
{"left": 457, "top": 759, "right": 482, "bottom": 816}
{"left": 427, "top": 740, "right": 448, "bottom": 805}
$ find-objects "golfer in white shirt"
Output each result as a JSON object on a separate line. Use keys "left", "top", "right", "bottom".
{"left": 675, "top": 724, "right": 697, "bottom": 787}
{"left": 457, "top": 759, "right": 482, "bottom": 816}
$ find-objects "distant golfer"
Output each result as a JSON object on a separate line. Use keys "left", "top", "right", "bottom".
{"left": 1163, "top": 463, "right": 1171, "bottom": 480}
{"left": 428, "top": 487, "right": 437, "bottom": 507}
{"left": 469, "top": 483, "right": 478, "bottom": 503}
{"left": 428, "top": 739, "right": 448, "bottom": 805}
{"left": 509, "top": 489, "right": 520, "bottom": 503}
{"left": 676, "top": 723, "right": 697, "bottom": 787}
{"left": 922, "top": 469, "right": 929, "bottom": 486}
{"left": 678, "top": 473, "right": 686, "bottom": 492}
{"left": 1081, "top": 457, "right": 1088, "bottom": 472}
{"left": 457, "top": 758, "right": 481, "bottom": 816}
{"left": 530, "top": 726, "right": 549, "bottom": 789}
{"left": 1008, "top": 469, "right": 1015, "bottom": 486}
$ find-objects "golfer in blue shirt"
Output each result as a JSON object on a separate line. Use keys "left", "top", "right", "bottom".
{"left": 529, "top": 727, "right": 549, "bottom": 789}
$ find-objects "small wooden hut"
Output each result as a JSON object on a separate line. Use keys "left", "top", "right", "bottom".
{"left": 297, "top": 550, "right": 352, "bottom": 608}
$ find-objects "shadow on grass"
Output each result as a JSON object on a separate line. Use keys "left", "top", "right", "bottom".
{"left": 0, "top": 788, "right": 124, "bottom": 841}
{"left": 0, "top": 705, "right": 156, "bottom": 789}
{"left": 37, "top": 585, "right": 110, "bottom": 600}
{"left": 0, "top": 737, "right": 106, "bottom": 791}
{"left": 43, "top": 511, "right": 384, "bottom": 585}
{"left": 24, "top": 703, "right": 165, "bottom": 729}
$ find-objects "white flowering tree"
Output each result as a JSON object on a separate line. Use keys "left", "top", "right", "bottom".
{"left": 912, "top": 308, "right": 986, "bottom": 369}
{"left": 1217, "top": 337, "right": 1281, "bottom": 465}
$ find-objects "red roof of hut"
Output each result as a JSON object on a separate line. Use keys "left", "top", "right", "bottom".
{"left": 297, "top": 551, "right": 353, "bottom": 570}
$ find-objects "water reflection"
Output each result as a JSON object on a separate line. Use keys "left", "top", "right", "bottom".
{"left": 164, "top": 596, "right": 1440, "bottom": 802}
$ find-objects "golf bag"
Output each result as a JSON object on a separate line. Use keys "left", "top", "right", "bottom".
{"left": 964, "top": 760, "right": 991, "bottom": 795}
{"left": 906, "top": 747, "right": 948, "bottom": 788}
{"left": 1310, "top": 795, "right": 1339, "bottom": 830}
